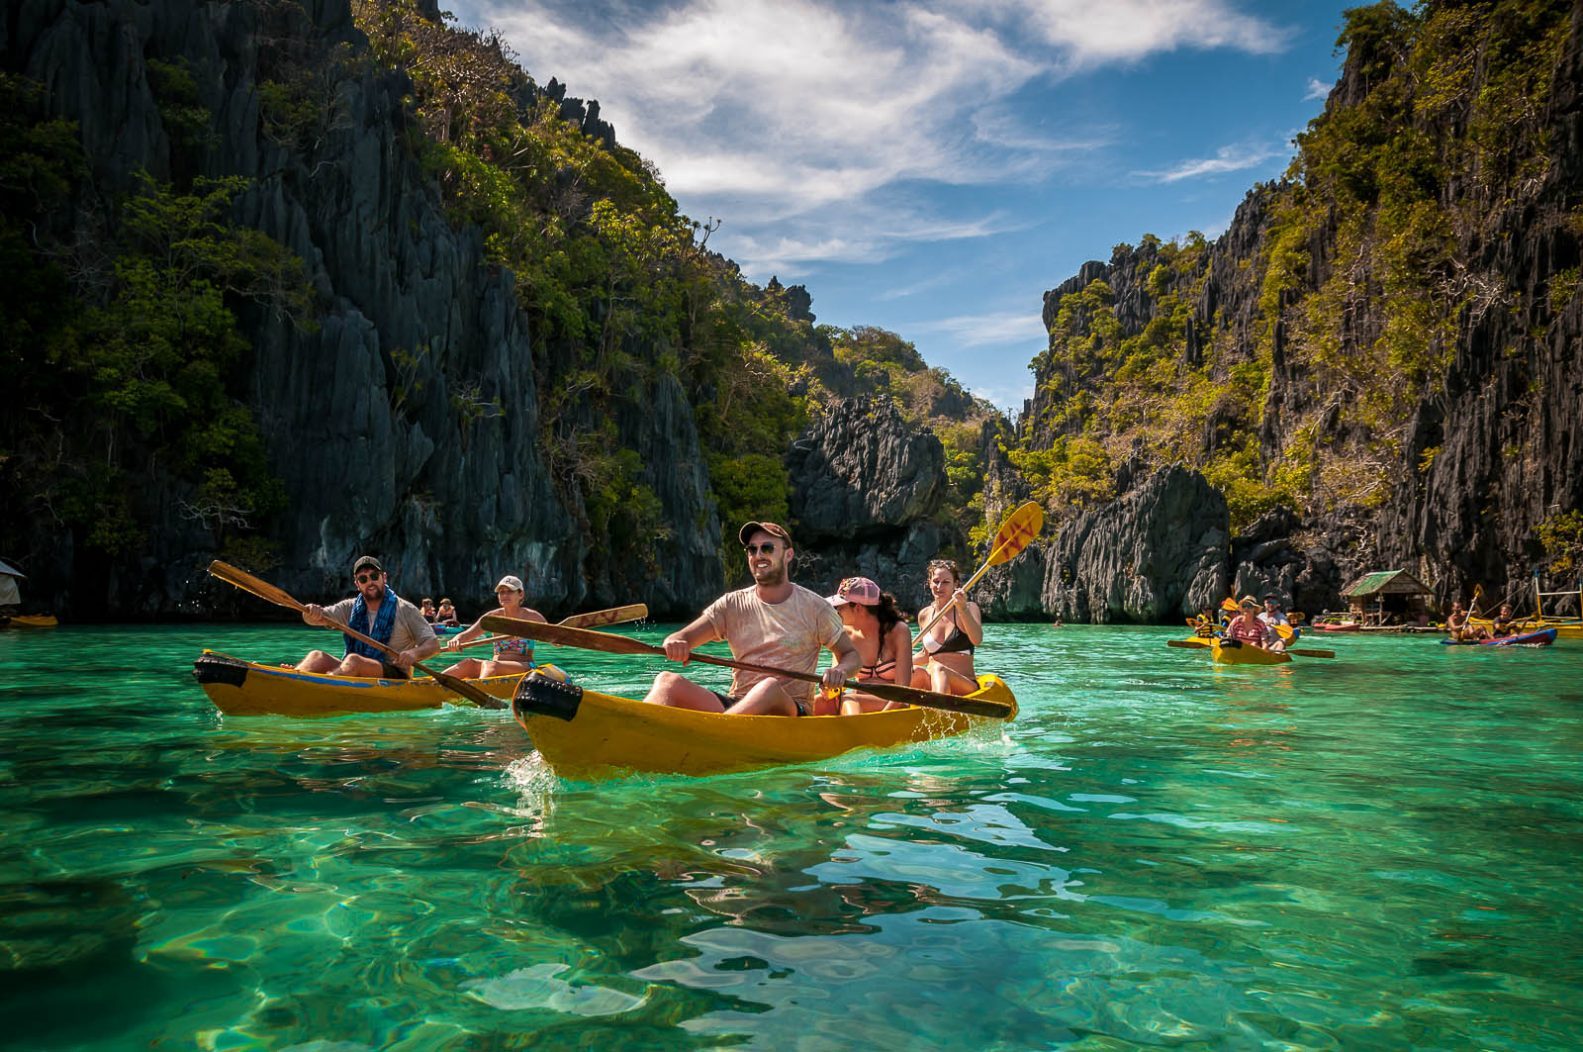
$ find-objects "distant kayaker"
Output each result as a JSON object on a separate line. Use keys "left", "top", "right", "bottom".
{"left": 435, "top": 597, "right": 460, "bottom": 626}
{"left": 643, "top": 521, "right": 861, "bottom": 716}
{"left": 1491, "top": 603, "right": 1518, "bottom": 638}
{"left": 1445, "top": 601, "right": 1482, "bottom": 642}
{"left": 913, "top": 558, "right": 982, "bottom": 695}
{"left": 438, "top": 575, "right": 547, "bottom": 678}
{"left": 826, "top": 576, "right": 912, "bottom": 714}
{"left": 1224, "top": 595, "right": 1280, "bottom": 650}
{"left": 1258, "top": 596, "right": 1291, "bottom": 629}
{"left": 420, "top": 597, "right": 437, "bottom": 622}
{"left": 296, "top": 556, "right": 439, "bottom": 679}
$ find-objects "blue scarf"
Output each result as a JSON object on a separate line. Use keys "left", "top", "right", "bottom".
{"left": 344, "top": 585, "right": 399, "bottom": 660}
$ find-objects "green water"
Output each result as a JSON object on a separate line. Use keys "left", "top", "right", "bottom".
{"left": 2, "top": 623, "right": 1580, "bottom": 1050}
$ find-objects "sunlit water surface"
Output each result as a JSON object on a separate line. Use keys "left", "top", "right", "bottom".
{"left": 2, "top": 623, "right": 1580, "bottom": 1050}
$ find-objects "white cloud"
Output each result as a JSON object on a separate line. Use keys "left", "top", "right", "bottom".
{"left": 1304, "top": 76, "right": 1333, "bottom": 101}
{"left": 462, "top": 0, "right": 1295, "bottom": 266}
{"left": 907, "top": 309, "right": 1047, "bottom": 348}
{"left": 1133, "top": 142, "right": 1285, "bottom": 183}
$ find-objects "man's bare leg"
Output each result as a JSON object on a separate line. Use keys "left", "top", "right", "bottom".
{"left": 644, "top": 670, "right": 728, "bottom": 711}
{"left": 725, "top": 679, "right": 798, "bottom": 716}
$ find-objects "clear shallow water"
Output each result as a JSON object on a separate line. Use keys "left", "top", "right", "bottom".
{"left": 2, "top": 622, "right": 1581, "bottom": 1050}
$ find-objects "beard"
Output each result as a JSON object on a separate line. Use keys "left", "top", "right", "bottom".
{"left": 751, "top": 562, "right": 788, "bottom": 587}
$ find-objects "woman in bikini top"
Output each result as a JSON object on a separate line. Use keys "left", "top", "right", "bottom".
{"left": 438, "top": 574, "right": 547, "bottom": 679}
{"left": 825, "top": 576, "right": 913, "bottom": 716}
{"left": 913, "top": 558, "right": 982, "bottom": 696}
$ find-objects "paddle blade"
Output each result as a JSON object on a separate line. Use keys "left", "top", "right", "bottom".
{"left": 1167, "top": 639, "right": 1208, "bottom": 649}
{"left": 481, "top": 615, "right": 660, "bottom": 656}
{"left": 559, "top": 604, "right": 648, "bottom": 630}
{"left": 1220, "top": 597, "right": 1241, "bottom": 613}
{"left": 986, "top": 501, "right": 1044, "bottom": 567}
{"left": 1286, "top": 647, "right": 1335, "bottom": 659}
{"left": 208, "top": 560, "right": 305, "bottom": 613}
{"left": 422, "top": 666, "right": 507, "bottom": 709}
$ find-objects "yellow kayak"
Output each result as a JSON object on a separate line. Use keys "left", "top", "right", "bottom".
{"left": 512, "top": 673, "right": 1018, "bottom": 778}
{"left": 192, "top": 650, "right": 520, "bottom": 716}
{"left": 1211, "top": 639, "right": 1292, "bottom": 665}
{"left": 4, "top": 614, "right": 58, "bottom": 628}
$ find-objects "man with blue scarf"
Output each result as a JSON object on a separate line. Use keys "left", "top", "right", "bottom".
{"left": 294, "top": 555, "right": 439, "bottom": 679}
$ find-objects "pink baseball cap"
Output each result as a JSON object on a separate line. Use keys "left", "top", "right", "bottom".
{"left": 827, "top": 576, "right": 881, "bottom": 607}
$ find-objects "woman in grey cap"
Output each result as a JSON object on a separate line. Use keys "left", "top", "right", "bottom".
{"left": 439, "top": 574, "right": 548, "bottom": 678}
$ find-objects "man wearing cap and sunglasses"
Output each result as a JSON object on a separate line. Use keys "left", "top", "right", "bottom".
{"left": 643, "top": 521, "right": 861, "bottom": 716}
{"left": 295, "top": 556, "right": 440, "bottom": 679}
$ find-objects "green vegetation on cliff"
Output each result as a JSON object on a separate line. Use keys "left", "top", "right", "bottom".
{"left": 1016, "top": 0, "right": 1575, "bottom": 536}
{"left": 0, "top": 74, "right": 310, "bottom": 569}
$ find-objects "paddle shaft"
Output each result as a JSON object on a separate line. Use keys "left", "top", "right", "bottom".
{"left": 480, "top": 615, "right": 1013, "bottom": 719}
{"left": 207, "top": 561, "right": 505, "bottom": 710}
{"left": 446, "top": 604, "right": 650, "bottom": 651}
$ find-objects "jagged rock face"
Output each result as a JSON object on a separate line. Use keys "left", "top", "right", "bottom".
{"left": 1044, "top": 467, "right": 1229, "bottom": 623}
{"left": 7, "top": 0, "right": 724, "bottom": 615}
{"left": 785, "top": 397, "right": 956, "bottom": 610}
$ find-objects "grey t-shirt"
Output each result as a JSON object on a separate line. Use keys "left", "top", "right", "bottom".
{"left": 325, "top": 595, "right": 436, "bottom": 655}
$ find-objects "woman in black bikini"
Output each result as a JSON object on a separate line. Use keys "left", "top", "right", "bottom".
{"left": 913, "top": 558, "right": 982, "bottom": 696}
{"left": 826, "top": 576, "right": 913, "bottom": 715}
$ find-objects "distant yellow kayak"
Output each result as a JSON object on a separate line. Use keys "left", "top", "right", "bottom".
{"left": 512, "top": 673, "right": 1018, "bottom": 778}
{"left": 192, "top": 650, "right": 520, "bottom": 716}
{"left": 1211, "top": 640, "right": 1292, "bottom": 665}
{"left": 5, "top": 614, "right": 57, "bottom": 628}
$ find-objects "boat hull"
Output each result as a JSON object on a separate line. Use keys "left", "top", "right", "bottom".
{"left": 512, "top": 674, "right": 1018, "bottom": 778}
{"left": 5, "top": 614, "right": 58, "bottom": 628}
{"left": 1441, "top": 628, "right": 1558, "bottom": 647}
{"left": 1211, "top": 640, "right": 1292, "bottom": 665}
{"left": 1312, "top": 622, "right": 1361, "bottom": 633}
{"left": 192, "top": 651, "right": 520, "bottom": 716}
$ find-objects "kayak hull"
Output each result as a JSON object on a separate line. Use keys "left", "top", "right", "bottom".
{"left": 192, "top": 650, "right": 520, "bottom": 716}
{"left": 5, "top": 614, "right": 58, "bottom": 628}
{"left": 1211, "top": 640, "right": 1292, "bottom": 665}
{"left": 1441, "top": 628, "right": 1558, "bottom": 647}
{"left": 513, "top": 674, "right": 1018, "bottom": 779}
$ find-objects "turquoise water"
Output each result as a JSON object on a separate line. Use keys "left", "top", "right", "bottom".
{"left": 2, "top": 623, "right": 1581, "bottom": 1050}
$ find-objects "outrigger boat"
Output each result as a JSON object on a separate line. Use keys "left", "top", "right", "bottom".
{"left": 510, "top": 671, "right": 1018, "bottom": 779}
{"left": 192, "top": 651, "right": 520, "bottom": 716}
{"left": 1440, "top": 627, "right": 1557, "bottom": 647}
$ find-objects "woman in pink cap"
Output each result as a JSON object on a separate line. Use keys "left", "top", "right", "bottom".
{"left": 827, "top": 576, "right": 913, "bottom": 715}
{"left": 439, "top": 574, "right": 548, "bottom": 678}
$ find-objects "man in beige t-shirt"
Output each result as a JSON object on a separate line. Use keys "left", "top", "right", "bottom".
{"left": 643, "top": 521, "right": 861, "bottom": 716}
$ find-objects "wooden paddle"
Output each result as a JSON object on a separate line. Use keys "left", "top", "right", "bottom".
{"left": 450, "top": 604, "right": 650, "bottom": 650}
{"left": 207, "top": 560, "right": 506, "bottom": 710}
{"left": 1166, "top": 638, "right": 1335, "bottom": 658}
{"left": 913, "top": 501, "right": 1044, "bottom": 653}
{"left": 481, "top": 615, "right": 1015, "bottom": 719}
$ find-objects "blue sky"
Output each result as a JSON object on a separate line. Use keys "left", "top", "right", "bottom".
{"left": 448, "top": 0, "right": 1355, "bottom": 413}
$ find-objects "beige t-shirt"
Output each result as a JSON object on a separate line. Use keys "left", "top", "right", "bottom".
{"left": 703, "top": 584, "right": 844, "bottom": 702}
{"left": 326, "top": 595, "right": 436, "bottom": 655}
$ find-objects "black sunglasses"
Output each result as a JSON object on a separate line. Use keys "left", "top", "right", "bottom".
{"left": 355, "top": 571, "right": 383, "bottom": 584}
{"left": 743, "top": 543, "right": 779, "bottom": 556}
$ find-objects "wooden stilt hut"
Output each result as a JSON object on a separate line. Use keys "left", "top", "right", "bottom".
{"left": 1342, "top": 569, "right": 1433, "bottom": 626}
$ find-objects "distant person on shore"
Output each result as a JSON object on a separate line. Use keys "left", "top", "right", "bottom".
{"left": 1224, "top": 596, "right": 1280, "bottom": 650}
{"left": 296, "top": 556, "right": 439, "bottom": 679}
{"left": 913, "top": 558, "right": 982, "bottom": 696}
{"left": 643, "top": 521, "right": 860, "bottom": 716}
{"left": 439, "top": 575, "right": 547, "bottom": 678}
{"left": 826, "top": 576, "right": 912, "bottom": 714}
{"left": 435, "top": 597, "right": 460, "bottom": 626}
{"left": 420, "top": 597, "right": 437, "bottom": 622}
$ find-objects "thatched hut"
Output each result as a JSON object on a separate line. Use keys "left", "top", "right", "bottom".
{"left": 1342, "top": 569, "right": 1432, "bottom": 625}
